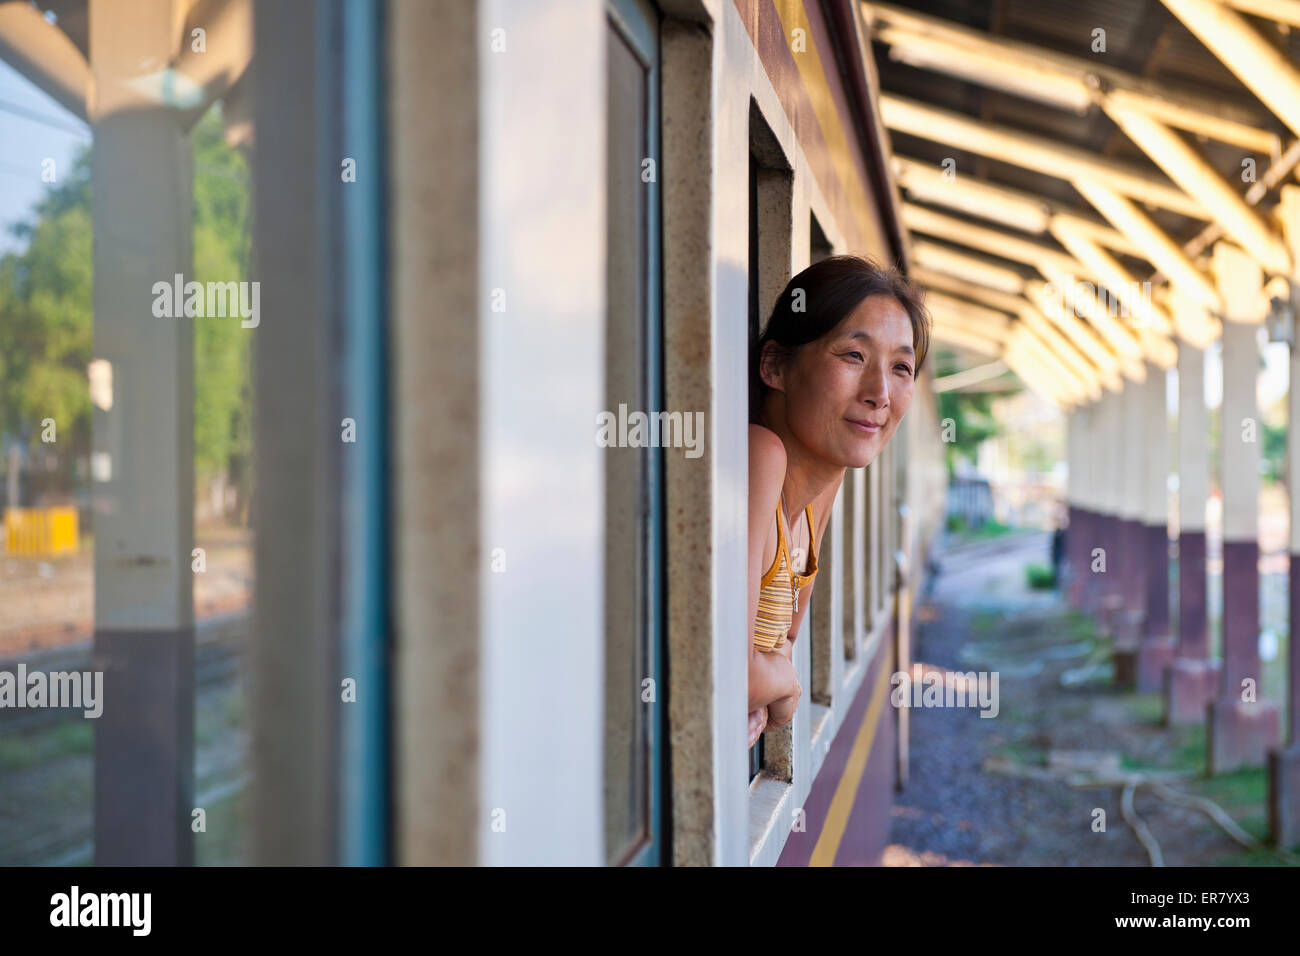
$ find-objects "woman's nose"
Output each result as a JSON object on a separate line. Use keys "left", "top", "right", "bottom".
{"left": 860, "top": 363, "right": 889, "bottom": 406}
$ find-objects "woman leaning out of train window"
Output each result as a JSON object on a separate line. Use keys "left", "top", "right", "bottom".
{"left": 747, "top": 255, "right": 931, "bottom": 748}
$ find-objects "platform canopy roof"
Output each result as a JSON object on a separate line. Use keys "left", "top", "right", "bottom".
{"left": 861, "top": 0, "right": 1300, "bottom": 407}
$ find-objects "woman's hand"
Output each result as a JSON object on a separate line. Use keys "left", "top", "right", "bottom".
{"left": 747, "top": 644, "right": 800, "bottom": 712}
{"left": 766, "top": 683, "right": 801, "bottom": 729}
{"left": 747, "top": 706, "right": 768, "bottom": 748}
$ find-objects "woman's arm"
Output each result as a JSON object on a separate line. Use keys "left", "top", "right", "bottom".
{"left": 764, "top": 638, "right": 800, "bottom": 727}
{"left": 747, "top": 425, "right": 801, "bottom": 712}
{"left": 748, "top": 644, "right": 799, "bottom": 712}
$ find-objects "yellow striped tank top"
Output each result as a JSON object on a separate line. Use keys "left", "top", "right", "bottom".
{"left": 752, "top": 498, "right": 818, "bottom": 652}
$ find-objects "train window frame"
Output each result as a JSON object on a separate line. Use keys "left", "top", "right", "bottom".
{"left": 603, "top": 0, "right": 666, "bottom": 869}
{"left": 746, "top": 98, "right": 795, "bottom": 786}
{"left": 738, "top": 22, "right": 903, "bottom": 865}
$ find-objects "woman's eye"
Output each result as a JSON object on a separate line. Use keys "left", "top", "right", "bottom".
{"left": 846, "top": 351, "right": 864, "bottom": 361}
{"left": 895, "top": 363, "right": 913, "bottom": 376}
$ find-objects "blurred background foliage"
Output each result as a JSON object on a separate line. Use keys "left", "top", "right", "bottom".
{"left": 0, "top": 105, "right": 252, "bottom": 520}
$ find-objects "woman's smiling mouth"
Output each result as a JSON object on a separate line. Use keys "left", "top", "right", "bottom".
{"left": 846, "top": 418, "right": 883, "bottom": 435}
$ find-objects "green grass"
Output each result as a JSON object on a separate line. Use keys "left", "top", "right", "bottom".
{"left": 947, "top": 515, "right": 1015, "bottom": 540}
{"left": 970, "top": 608, "right": 1001, "bottom": 636}
{"left": 195, "top": 787, "right": 246, "bottom": 866}
{"left": 0, "top": 719, "right": 93, "bottom": 771}
{"left": 994, "top": 735, "right": 1045, "bottom": 767}
{"left": 1025, "top": 563, "right": 1057, "bottom": 589}
{"left": 1062, "top": 612, "right": 1098, "bottom": 641}
{"left": 1198, "top": 767, "right": 1267, "bottom": 808}
{"left": 1126, "top": 693, "right": 1165, "bottom": 726}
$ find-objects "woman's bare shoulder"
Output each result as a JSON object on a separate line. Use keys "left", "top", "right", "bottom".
{"left": 748, "top": 423, "right": 786, "bottom": 481}
{"left": 748, "top": 424, "right": 785, "bottom": 524}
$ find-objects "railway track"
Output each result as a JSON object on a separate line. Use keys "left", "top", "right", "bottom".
{"left": 0, "top": 612, "right": 247, "bottom": 733}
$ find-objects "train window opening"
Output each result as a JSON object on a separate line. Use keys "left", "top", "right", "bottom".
{"left": 867, "top": 459, "right": 881, "bottom": 630}
{"left": 845, "top": 467, "right": 864, "bottom": 661}
{"left": 810, "top": 503, "right": 834, "bottom": 707}
{"left": 747, "top": 99, "right": 794, "bottom": 782}
{"left": 748, "top": 143, "right": 764, "bottom": 783}
{"left": 603, "top": 0, "right": 665, "bottom": 867}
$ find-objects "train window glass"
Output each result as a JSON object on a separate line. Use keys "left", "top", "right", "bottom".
{"left": 604, "top": 0, "right": 664, "bottom": 867}
{"left": 0, "top": 11, "right": 263, "bottom": 864}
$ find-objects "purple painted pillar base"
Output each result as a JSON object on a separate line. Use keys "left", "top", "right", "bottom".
{"left": 1208, "top": 698, "right": 1281, "bottom": 774}
{"left": 1165, "top": 659, "right": 1220, "bottom": 725}
{"left": 1136, "top": 637, "right": 1176, "bottom": 693}
{"left": 1113, "top": 609, "right": 1142, "bottom": 687}
{"left": 1137, "top": 522, "right": 1171, "bottom": 694}
{"left": 1080, "top": 512, "right": 1104, "bottom": 616}
{"left": 1268, "top": 746, "right": 1300, "bottom": 850}
{"left": 1097, "top": 594, "right": 1124, "bottom": 639}
{"left": 1066, "top": 508, "right": 1084, "bottom": 609}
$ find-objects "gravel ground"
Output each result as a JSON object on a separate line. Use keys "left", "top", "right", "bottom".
{"left": 885, "top": 530, "right": 1297, "bottom": 868}
{"left": 0, "top": 526, "right": 251, "bottom": 659}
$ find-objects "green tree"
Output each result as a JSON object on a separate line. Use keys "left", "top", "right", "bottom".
{"left": 191, "top": 105, "right": 253, "bottom": 515}
{"left": 934, "top": 353, "right": 1003, "bottom": 474}
{"left": 0, "top": 104, "right": 252, "bottom": 517}
{"left": 0, "top": 151, "right": 94, "bottom": 492}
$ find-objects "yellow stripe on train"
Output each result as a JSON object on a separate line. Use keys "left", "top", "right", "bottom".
{"left": 3, "top": 507, "right": 79, "bottom": 557}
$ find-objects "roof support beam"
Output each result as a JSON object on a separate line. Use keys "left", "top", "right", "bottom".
{"left": 879, "top": 94, "right": 1206, "bottom": 220}
{"left": 932, "top": 358, "right": 1011, "bottom": 393}
{"left": 930, "top": 323, "right": 1004, "bottom": 357}
{"left": 1023, "top": 281, "right": 1124, "bottom": 388}
{"left": 1222, "top": 0, "right": 1300, "bottom": 27}
{"left": 911, "top": 241, "right": 1027, "bottom": 294}
{"left": 1036, "top": 262, "right": 1148, "bottom": 374}
{"left": 864, "top": 1, "right": 1279, "bottom": 152}
{"left": 893, "top": 156, "right": 1142, "bottom": 256}
{"left": 1001, "top": 344, "right": 1069, "bottom": 407}
{"left": 1103, "top": 101, "right": 1293, "bottom": 275}
{"left": 924, "top": 291, "right": 1014, "bottom": 342}
{"left": 1048, "top": 221, "right": 1175, "bottom": 335}
{"left": 910, "top": 266, "right": 1027, "bottom": 314}
{"left": 1008, "top": 324, "right": 1093, "bottom": 401}
{"left": 0, "top": 0, "right": 92, "bottom": 120}
{"left": 1162, "top": 0, "right": 1300, "bottom": 142}
{"left": 902, "top": 203, "right": 1084, "bottom": 276}
{"left": 904, "top": 203, "right": 1175, "bottom": 367}
{"left": 1071, "top": 178, "right": 1223, "bottom": 311}
{"left": 894, "top": 157, "right": 1224, "bottom": 322}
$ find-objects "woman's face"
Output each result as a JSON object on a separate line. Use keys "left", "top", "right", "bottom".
{"left": 775, "top": 293, "right": 917, "bottom": 469}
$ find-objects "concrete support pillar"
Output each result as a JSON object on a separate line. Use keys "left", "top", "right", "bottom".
{"left": 89, "top": 0, "right": 195, "bottom": 865}
{"left": 1066, "top": 406, "right": 1086, "bottom": 609}
{"left": 1136, "top": 364, "right": 1174, "bottom": 690}
{"left": 1082, "top": 393, "right": 1109, "bottom": 616}
{"left": 1115, "top": 371, "right": 1150, "bottom": 684}
{"left": 1208, "top": 244, "right": 1280, "bottom": 773}
{"left": 1169, "top": 339, "right": 1217, "bottom": 723}
{"left": 1079, "top": 401, "right": 1097, "bottom": 608}
{"left": 1098, "top": 388, "right": 1127, "bottom": 633}
{"left": 1269, "top": 250, "right": 1300, "bottom": 845}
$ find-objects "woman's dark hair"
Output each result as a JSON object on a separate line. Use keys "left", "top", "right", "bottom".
{"left": 750, "top": 255, "right": 931, "bottom": 424}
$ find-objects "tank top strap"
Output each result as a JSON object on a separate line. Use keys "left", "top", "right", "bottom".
{"left": 759, "top": 498, "right": 788, "bottom": 589}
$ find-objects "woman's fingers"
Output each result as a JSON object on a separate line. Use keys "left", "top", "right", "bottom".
{"left": 747, "top": 706, "right": 768, "bottom": 747}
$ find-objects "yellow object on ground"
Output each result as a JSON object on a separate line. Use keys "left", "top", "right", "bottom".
{"left": 4, "top": 507, "right": 79, "bottom": 556}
